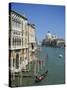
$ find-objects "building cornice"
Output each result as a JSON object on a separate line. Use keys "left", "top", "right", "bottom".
{"left": 9, "top": 10, "right": 28, "bottom": 20}
{"left": 28, "top": 23, "right": 35, "bottom": 29}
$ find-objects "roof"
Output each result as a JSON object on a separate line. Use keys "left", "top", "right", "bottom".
{"left": 56, "top": 38, "right": 65, "bottom": 41}
{"left": 9, "top": 10, "right": 28, "bottom": 20}
{"left": 27, "top": 23, "right": 35, "bottom": 29}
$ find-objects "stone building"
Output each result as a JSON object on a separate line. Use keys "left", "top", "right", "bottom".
{"left": 56, "top": 39, "right": 65, "bottom": 47}
{"left": 42, "top": 31, "right": 65, "bottom": 47}
{"left": 45, "top": 31, "right": 52, "bottom": 40}
{"left": 9, "top": 10, "right": 36, "bottom": 72}
{"left": 27, "top": 23, "right": 36, "bottom": 62}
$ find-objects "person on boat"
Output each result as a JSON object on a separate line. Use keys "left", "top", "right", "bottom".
{"left": 36, "top": 75, "right": 44, "bottom": 80}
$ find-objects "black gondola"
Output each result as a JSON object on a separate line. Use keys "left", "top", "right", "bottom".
{"left": 35, "top": 70, "right": 48, "bottom": 82}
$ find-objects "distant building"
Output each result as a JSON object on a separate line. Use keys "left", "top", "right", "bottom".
{"left": 52, "top": 33, "right": 57, "bottom": 40}
{"left": 42, "top": 31, "right": 65, "bottom": 47}
{"left": 44, "top": 31, "right": 52, "bottom": 46}
{"left": 45, "top": 31, "right": 52, "bottom": 40}
{"left": 46, "top": 31, "right": 57, "bottom": 41}
{"left": 56, "top": 39, "right": 65, "bottom": 47}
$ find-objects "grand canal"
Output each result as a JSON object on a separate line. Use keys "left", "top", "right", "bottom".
{"left": 11, "top": 46, "right": 65, "bottom": 87}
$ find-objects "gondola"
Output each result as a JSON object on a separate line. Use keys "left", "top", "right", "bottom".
{"left": 35, "top": 70, "right": 48, "bottom": 82}
{"left": 34, "top": 46, "right": 48, "bottom": 83}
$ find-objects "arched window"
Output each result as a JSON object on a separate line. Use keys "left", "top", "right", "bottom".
{"left": 12, "top": 38, "right": 14, "bottom": 46}
{"left": 13, "top": 58, "right": 15, "bottom": 67}
{"left": 20, "top": 57, "right": 22, "bottom": 64}
{"left": 32, "top": 44, "right": 34, "bottom": 49}
{"left": 16, "top": 53, "right": 19, "bottom": 69}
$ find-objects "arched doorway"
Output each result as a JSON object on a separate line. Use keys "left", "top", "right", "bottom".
{"left": 16, "top": 53, "right": 19, "bottom": 69}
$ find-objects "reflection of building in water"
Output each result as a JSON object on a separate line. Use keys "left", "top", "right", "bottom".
{"left": 9, "top": 10, "right": 36, "bottom": 72}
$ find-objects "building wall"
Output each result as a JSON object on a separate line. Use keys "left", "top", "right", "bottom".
{"left": 10, "top": 11, "right": 22, "bottom": 50}
{"left": 28, "top": 24, "right": 36, "bottom": 62}
{"left": 9, "top": 10, "right": 36, "bottom": 72}
{"left": 9, "top": 11, "right": 28, "bottom": 72}
{"left": 56, "top": 40, "right": 65, "bottom": 47}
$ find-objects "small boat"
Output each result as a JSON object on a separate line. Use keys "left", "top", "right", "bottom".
{"left": 35, "top": 70, "right": 48, "bottom": 82}
{"left": 34, "top": 46, "right": 48, "bottom": 82}
{"left": 59, "top": 54, "right": 63, "bottom": 58}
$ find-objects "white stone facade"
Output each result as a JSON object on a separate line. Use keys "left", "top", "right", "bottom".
{"left": 9, "top": 10, "right": 36, "bottom": 72}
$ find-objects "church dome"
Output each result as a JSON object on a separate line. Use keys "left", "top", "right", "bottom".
{"left": 46, "top": 31, "right": 52, "bottom": 40}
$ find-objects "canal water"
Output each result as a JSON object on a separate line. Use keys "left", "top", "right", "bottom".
{"left": 40, "top": 47, "right": 65, "bottom": 85}
{"left": 11, "top": 47, "right": 65, "bottom": 87}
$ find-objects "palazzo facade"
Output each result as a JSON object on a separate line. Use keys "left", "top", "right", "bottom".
{"left": 9, "top": 10, "right": 36, "bottom": 72}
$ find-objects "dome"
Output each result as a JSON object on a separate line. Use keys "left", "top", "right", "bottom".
{"left": 46, "top": 31, "right": 52, "bottom": 40}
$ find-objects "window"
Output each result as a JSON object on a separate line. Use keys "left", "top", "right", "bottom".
{"left": 13, "top": 58, "right": 15, "bottom": 67}
{"left": 9, "top": 52, "right": 11, "bottom": 67}
{"left": 20, "top": 57, "right": 22, "bottom": 64}
{"left": 31, "top": 44, "right": 34, "bottom": 49}
{"left": 22, "top": 22, "right": 23, "bottom": 36}
{"left": 12, "top": 19, "right": 21, "bottom": 31}
{"left": 12, "top": 37, "right": 21, "bottom": 46}
{"left": 22, "top": 38, "right": 23, "bottom": 46}
{"left": 16, "top": 54, "right": 19, "bottom": 69}
{"left": 9, "top": 37, "right": 11, "bottom": 46}
{"left": 12, "top": 38, "right": 14, "bottom": 46}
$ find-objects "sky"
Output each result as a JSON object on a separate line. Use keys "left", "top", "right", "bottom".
{"left": 10, "top": 3, "right": 65, "bottom": 41}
